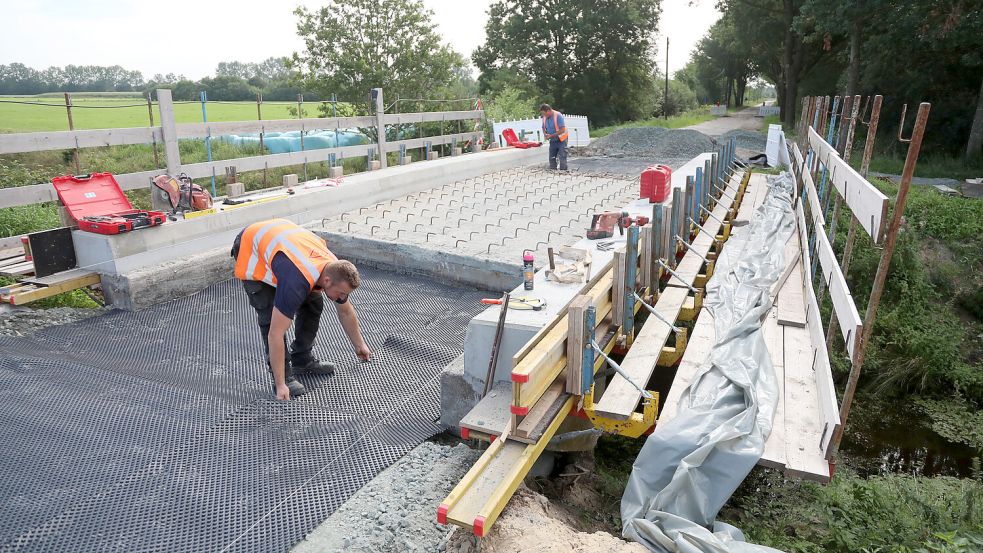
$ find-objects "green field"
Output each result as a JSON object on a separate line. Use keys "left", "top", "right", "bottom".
{"left": 0, "top": 95, "right": 313, "bottom": 133}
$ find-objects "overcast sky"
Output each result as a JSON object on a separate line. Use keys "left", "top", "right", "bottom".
{"left": 1, "top": 0, "right": 719, "bottom": 80}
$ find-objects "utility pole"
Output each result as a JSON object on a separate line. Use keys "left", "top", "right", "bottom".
{"left": 664, "top": 37, "right": 669, "bottom": 120}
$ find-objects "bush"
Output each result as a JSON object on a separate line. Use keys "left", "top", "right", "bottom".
{"left": 651, "top": 79, "right": 699, "bottom": 118}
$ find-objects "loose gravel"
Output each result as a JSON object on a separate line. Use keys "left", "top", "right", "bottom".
{"left": 582, "top": 127, "right": 716, "bottom": 164}
{"left": 0, "top": 304, "right": 105, "bottom": 336}
{"left": 718, "top": 129, "right": 768, "bottom": 153}
{"left": 292, "top": 441, "right": 481, "bottom": 553}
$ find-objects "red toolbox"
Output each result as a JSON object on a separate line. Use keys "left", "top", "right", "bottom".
{"left": 51, "top": 172, "right": 167, "bottom": 235}
{"left": 640, "top": 164, "right": 673, "bottom": 203}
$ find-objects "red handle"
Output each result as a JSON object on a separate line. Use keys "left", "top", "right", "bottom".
{"left": 481, "top": 298, "right": 503, "bottom": 305}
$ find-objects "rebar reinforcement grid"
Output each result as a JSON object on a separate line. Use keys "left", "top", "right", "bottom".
{"left": 0, "top": 269, "right": 488, "bottom": 552}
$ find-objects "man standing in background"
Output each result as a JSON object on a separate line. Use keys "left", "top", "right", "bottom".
{"left": 540, "top": 103, "right": 569, "bottom": 171}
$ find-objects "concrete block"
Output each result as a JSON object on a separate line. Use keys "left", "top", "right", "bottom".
{"left": 452, "top": 148, "right": 463, "bottom": 157}
{"left": 369, "top": 160, "right": 381, "bottom": 171}
{"left": 427, "top": 151, "right": 440, "bottom": 161}
{"left": 226, "top": 182, "right": 245, "bottom": 198}
{"left": 315, "top": 231, "right": 520, "bottom": 292}
{"left": 399, "top": 156, "right": 411, "bottom": 166}
{"left": 101, "top": 246, "right": 234, "bottom": 311}
{"left": 487, "top": 142, "right": 500, "bottom": 149}
{"left": 282, "top": 174, "right": 299, "bottom": 188}
{"left": 328, "top": 166, "right": 344, "bottom": 178}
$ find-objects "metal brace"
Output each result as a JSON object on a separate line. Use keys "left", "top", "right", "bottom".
{"left": 632, "top": 292, "right": 682, "bottom": 334}
{"left": 674, "top": 235, "right": 711, "bottom": 266}
{"left": 700, "top": 205, "right": 726, "bottom": 226}
{"left": 688, "top": 217, "right": 723, "bottom": 245}
{"left": 712, "top": 182, "right": 736, "bottom": 203}
{"left": 656, "top": 259, "right": 698, "bottom": 294}
{"left": 590, "top": 339, "right": 654, "bottom": 399}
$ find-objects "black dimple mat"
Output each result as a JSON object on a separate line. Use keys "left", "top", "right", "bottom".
{"left": 0, "top": 268, "right": 488, "bottom": 552}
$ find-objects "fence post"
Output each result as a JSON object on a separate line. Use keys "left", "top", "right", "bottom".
{"left": 64, "top": 92, "right": 81, "bottom": 173}
{"left": 147, "top": 92, "right": 160, "bottom": 169}
{"left": 373, "top": 88, "right": 388, "bottom": 169}
{"left": 153, "top": 89, "right": 181, "bottom": 211}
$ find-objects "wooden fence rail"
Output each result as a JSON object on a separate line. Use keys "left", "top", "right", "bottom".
{"left": 0, "top": 88, "right": 483, "bottom": 210}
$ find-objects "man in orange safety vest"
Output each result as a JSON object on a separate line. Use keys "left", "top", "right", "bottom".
{"left": 540, "top": 103, "right": 569, "bottom": 171}
{"left": 232, "top": 219, "right": 372, "bottom": 400}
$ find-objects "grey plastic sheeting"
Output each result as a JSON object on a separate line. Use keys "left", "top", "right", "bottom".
{"left": 621, "top": 173, "right": 796, "bottom": 553}
{"left": 0, "top": 269, "right": 487, "bottom": 552}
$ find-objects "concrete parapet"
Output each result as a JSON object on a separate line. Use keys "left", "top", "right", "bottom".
{"left": 81, "top": 146, "right": 545, "bottom": 309}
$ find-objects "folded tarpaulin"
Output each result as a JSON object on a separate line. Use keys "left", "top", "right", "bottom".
{"left": 621, "top": 172, "right": 797, "bottom": 553}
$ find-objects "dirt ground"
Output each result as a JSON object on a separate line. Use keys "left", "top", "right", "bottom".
{"left": 684, "top": 106, "right": 767, "bottom": 137}
{"left": 446, "top": 487, "right": 647, "bottom": 553}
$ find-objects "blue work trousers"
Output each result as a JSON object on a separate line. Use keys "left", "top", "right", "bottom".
{"left": 549, "top": 139, "right": 568, "bottom": 170}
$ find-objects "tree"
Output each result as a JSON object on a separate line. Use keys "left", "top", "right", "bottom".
{"left": 292, "top": 0, "right": 465, "bottom": 107}
{"left": 686, "top": 13, "right": 758, "bottom": 107}
{"left": 473, "top": 0, "right": 661, "bottom": 126}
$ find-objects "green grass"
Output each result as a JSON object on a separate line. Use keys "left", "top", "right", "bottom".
{"left": 0, "top": 96, "right": 313, "bottom": 133}
{"left": 717, "top": 466, "right": 983, "bottom": 553}
{"left": 590, "top": 107, "right": 714, "bottom": 138}
{"left": 852, "top": 153, "right": 983, "bottom": 180}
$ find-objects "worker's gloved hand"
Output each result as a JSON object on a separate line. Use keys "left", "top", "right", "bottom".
{"left": 356, "top": 344, "right": 372, "bottom": 362}
{"left": 275, "top": 383, "right": 291, "bottom": 401}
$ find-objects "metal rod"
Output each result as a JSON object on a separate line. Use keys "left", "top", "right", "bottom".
{"left": 483, "top": 292, "right": 510, "bottom": 398}
{"left": 675, "top": 235, "right": 711, "bottom": 265}
{"left": 590, "top": 339, "right": 653, "bottom": 399}
{"left": 688, "top": 217, "right": 721, "bottom": 245}
{"left": 632, "top": 292, "right": 682, "bottom": 333}
{"left": 656, "top": 258, "right": 698, "bottom": 294}
{"left": 831, "top": 102, "right": 930, "bottom": 455}
{"left": 700, "top": 205, "right": 726, "bottom": 226}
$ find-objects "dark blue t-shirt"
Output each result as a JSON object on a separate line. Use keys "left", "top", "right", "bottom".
{"left": 270, "top": 252, "right": 346, "bottom": 318}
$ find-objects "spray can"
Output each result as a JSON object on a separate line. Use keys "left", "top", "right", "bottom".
{"left": 522, "top": 249, "right": 535, "bottom": 290}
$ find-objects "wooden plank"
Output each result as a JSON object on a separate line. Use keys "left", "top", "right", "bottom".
{"left": 781, "top": 324, "right": 831, "bottom": 482}
{"left": 659, "top": 306, "right": 715, "bottom": 422}
{"left": 814, "top": 228, "right": 863, "bottom": 357}
{"left": 611, "top": 248, "right": 626, "bottom": 327}
{"left": 513, "top": 379, "right": 568, "bottom": 443}
{"left": 512, "top": 271, "right": 613, "bottom": 411}
{"left": 594, "top": 285, "right": 689, "bottom": 420}
{"left": 383, "top": 132, "right": 476, "bottom": 153}
{"left": 776, "top": 254, "right": 806, "bottom": 328}
{"left": 796, "top": 203, "right": 841, "bottom": 462}
{"left": 175, "top": 116, "right": 376, "bottom": 138}
{"left": 565, "top": 295, "right": 592, "bottom": 394}
{"left": 4, "top": 273, "right": 101, "bottom": 305}
{"left": 801, "top": 168, "right": 826, "bottom": 229}
{"left": 0, "top": 261, "right": 35, "bottom": 277}
{"left": 180, "top": 143, "right": 373, "bottom": 179}
{"left": 0, "top": 127, "right": 162, "bottom": 155}
{"left": 384, "top": 110, "right": 483, "bottom": 125}
{"left": 460, "top": 384, "right": 512, "bottom": 436}
{"left": 808, "top": 127, "right": 889, "bottom": 243}
{"left": 760, "top": 308, "right": 788, "bottom": 470}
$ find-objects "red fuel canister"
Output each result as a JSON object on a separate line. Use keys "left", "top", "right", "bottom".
{"left": 640, "top": 164, "right": 673, "bottom": 203}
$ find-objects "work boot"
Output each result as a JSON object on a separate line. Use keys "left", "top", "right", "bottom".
{"left": 286, "top": 377, "right": 308, "bottom": 397}
{"left": 292, "top": 359, "right": 336, "bottom": 376}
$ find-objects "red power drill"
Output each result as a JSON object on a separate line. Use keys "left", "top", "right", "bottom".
{"left": 587, "top": 210, "right": 650, "bottom": 239}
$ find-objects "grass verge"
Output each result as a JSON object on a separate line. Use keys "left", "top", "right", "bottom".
{"left": 591, "top": 107, "right": 714, "bottom": 138}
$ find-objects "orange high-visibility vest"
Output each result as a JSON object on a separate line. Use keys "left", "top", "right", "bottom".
{"left": 234, "top": 219, "right": 337, "bottom": 288}
{"left": 542, "top": 110, "right": 568, "bottom": 142}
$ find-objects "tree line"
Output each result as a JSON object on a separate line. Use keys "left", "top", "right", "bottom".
{"left": 682, "top": 0, "right": 982, "bottom": 157}
{"left": 0, "top": 57, "right": 313, "bottom": 102}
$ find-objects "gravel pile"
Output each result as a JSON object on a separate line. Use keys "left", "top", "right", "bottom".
{"left": 0, "top": 305, "right": 105, "bottom": 336}
{"left": 292, "top": 441, "right": 481, "bottom": 553}
{"left": 582, "top": 127, "right": 716, "bottom": 164}
{"left": 718, "top": 129, "right": 767, "bottom": 153}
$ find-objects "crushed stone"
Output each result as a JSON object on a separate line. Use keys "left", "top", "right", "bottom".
{"left": 291, "top": 441, "right": 481, "bottom": 553}
{"left": 581, "top": 127, "right": 716, "bottom": 163}
{"left": 0, "top": 304, "right": 105, "bottom": 336}
{"left": 718, "top": 129, "right": 768, "bottom": 153}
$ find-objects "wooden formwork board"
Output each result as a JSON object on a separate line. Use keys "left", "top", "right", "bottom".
{"left": 0, "top": 272, "right": 100, "bottom": 305}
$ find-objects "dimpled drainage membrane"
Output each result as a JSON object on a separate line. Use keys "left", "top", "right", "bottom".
{"left": 0, "top": 268, "right": 488, "bottom": 552}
